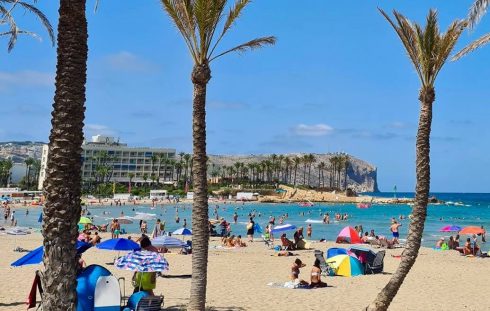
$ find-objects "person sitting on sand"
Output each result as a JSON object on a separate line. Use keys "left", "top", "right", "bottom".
{"left": 235, "top": 235, "right": 247, "bottom": 247}
{"left": 454, "top": 235, "right": 460, "bottom": 248}
{"left": 435, "top": 237, "right": 445, "bottom": 248}
{"left": 310, "top": 259, "right": 328, "bottom": 288}
{"left": 464, "top": 238, "right": 480, "bottom": 255}
{"left": 91, "top": 232, "right": 101, "bottom": 245}
{"left": 281, "top": 233, "right": 295, "bottom": 250}
{"left": 290, "top": 259, "right": 309, "bottom": 287}
{"left": 226, "top": 235, "right": 236, "bottom": 247}
{"left": 448, "top": 236, "right": 455, "bottom": 250}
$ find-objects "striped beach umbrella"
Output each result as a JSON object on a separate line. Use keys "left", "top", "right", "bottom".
{"left": 115, "top": 250, "right": 169, "bottom": 272}
{"left": 326, "top": 254, "right": 364, "bottom": 277}
{"left": 270, "top": 224, "right": 296, "bottom": 234}
{"left": 439, "top": 225, "right": 462, "bottom": 232}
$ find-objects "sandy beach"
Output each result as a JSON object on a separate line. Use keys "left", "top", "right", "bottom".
{"left": 1, "top": 232, "right": 489, "bottom": 311}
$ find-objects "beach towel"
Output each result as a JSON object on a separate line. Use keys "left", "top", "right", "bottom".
{"left": 26, "top": 272, "right": 42, "bottom": 309}
{"left": 267, "top": 282, "right": 310, "bottom": 289}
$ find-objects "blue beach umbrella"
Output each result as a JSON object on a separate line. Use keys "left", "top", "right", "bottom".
{"left": 152, "top": 236, "right": 186, "bottom": 248}
{"left": 172, "top": 228, "right": 192, "bottom": 235}
{"left": 11, "top": 241, "right": 92, "bottom": 267}
{"left": 271, "top": 224, "right": 296, "bottom": 234}
{"left": 115, "top": 250, "right": 169, "bottom": 272}
{"left": 439, "top": 225, "right": 462, "bottom": 232}
{"left": 96, "top": 238, "right": 140, "bottom": 251}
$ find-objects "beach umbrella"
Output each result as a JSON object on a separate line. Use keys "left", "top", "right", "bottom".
{"left": 79, "top": 217, "right": 92, "bottom": 225}
{"left": 96, "top": 238, "right": 140, "bottom": 251}
{"left": 152, "top": 236, "right": 186, "bottom": 248}
{"left": 459, "top": 226, "right": 485, "bottom": 235}
{"left": 439, "top": 225, "right": 462, "bottom": 232}
{"left": 115, "top": 250, "right": 169, "bottom": 272}
{"left": 172, "top": 228, "right": 192, "bottom": 236}
{"left": 336, "top": 226, "right": 362, "bottom": 244}
{"left": 271, "top": 224, "right": 297, "bottom": 234}
{"left": 11, "top": 241, "right": 92, "bottom": 267}
{"left": 326, "top": 254, "right": 364, "bottom": 277}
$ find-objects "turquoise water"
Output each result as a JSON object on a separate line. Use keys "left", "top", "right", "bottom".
{"left": 9, "top": 192, "right": 490, "bottom": 251}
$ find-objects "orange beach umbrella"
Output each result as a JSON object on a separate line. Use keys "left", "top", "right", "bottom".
{"left": 459, "top": 226, "right": 485, "bottom": 235}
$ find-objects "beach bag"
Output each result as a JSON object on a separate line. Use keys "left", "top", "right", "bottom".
{"left": 246, "top": 223, "right": 253, "bottom": 230}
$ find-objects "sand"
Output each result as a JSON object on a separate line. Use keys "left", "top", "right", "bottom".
{"left": 0, "top": 232, "right": 489, "bottom": 311}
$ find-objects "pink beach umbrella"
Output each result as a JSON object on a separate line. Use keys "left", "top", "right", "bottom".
{"left": 439, "top": 225, "right": 461, "bottom": 232}
{"left": 336, "top": 226, "right": 362, "bottom": 244}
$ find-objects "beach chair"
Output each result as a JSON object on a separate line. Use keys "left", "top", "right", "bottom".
{"left": 262, "top": 235, "right": 274, "bottom": 249}
{"left": 135, "top": 295, "right": 164, "bottom": 311}
{"left": 314, "top": 250, "right": 331, "bottom": 277}
{"left": 365, "top": 250, "right": 385, "bottom": 274}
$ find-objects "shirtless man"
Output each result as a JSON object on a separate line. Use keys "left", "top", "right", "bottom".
{"left": 390, "top": 220, "right": 402, "bottom": 244}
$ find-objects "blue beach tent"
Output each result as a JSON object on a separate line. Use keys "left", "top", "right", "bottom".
{"left": 11, "top": 241, "right": 92, "bottom": 267}
{"left": 77, "top": 265, "right": 121, "bottom": 311}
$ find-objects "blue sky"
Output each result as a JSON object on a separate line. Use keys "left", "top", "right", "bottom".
{"left": 1, "top": 0, "right": 489, "bottom": 192}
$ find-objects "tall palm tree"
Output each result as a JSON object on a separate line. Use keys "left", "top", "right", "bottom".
{"left": 0, "top": 0, "right": 54, "bottom": 51}
{"left": 24, "top": 157, "right": 34, "bottom": 189}
{"left": 161, "top": 3, "right": 274, "bottom": 305}
{"left": 307, "top": 153, "right": 315, "bottom": 186}
{"left": 453, "top": 0, "right": 490, "bottom": 60}
{"left": 128, "top": 172, "right": 135, "bottom": 192}
{"left": 293, "top": 156, "right": 301, "bottom": 186}
{"left": 367, "top": 9, "right": 466, "bottom": 311}
{"left": 41, "top": 0, "right": 88, "bottom": 309}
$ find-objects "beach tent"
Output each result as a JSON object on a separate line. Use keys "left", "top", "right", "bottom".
{"left": 152, "top": 235, "right": 186, "bottom": 248}
{"left": 271, "top": 224, "right": 297, "bottom": 234}
{"left": 326, "top": 255, "right": 364, "bottom": 277}
{"left": 336, "top": 226, "right": 362, "bottom": 244}
{"left": 459, "top": 226, "right": 485, "bottom": 235}
{"left": 172, "top": 228, "right": 192, "bottom": 235}
{"left": 77, "top": 265, "right": 120, "bottom": 311}
{"left": 11, "top": 241, "right": 92, "bottom": 267}
{"left": 439, "top": 225, "right": 462, "bottom": 232}
{"left": 348, "top": 246, "right": 377, "bottom": 264}
{"left": 96, "top": 238, "right": 140, "bottom": 251}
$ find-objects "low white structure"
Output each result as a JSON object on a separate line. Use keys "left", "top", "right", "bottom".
{"left": 150, "top": 190, "right": 167, "bottom": 200}
{"left": 186, "top": 192, "right": 194, "bottom": 200}
{"left": 113, "top": 193, "right": 132, "bottom": 201}
{"left": 236, "top": 192, "right": 256, "bottom": 201}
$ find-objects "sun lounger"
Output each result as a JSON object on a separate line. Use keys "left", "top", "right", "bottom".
{"left": 314, "top": 250, "right": 331, "bottom": 277}
{"left": 135, "top": 295, "right": 164, "bottom": 311}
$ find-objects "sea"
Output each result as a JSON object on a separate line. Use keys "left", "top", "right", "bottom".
{"left": 8, "top": 192, "right": 490, "bottom": 251}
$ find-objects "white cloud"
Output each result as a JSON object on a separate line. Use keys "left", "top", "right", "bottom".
{"left": 387, "top": 121, "right": 409, "bottom": 129}
{"left": 208, "top": 101, "right": 246, "bottom": 110}
{"left": 292, "top": 124, "right": 334, "bottom": 137}
{"left": 0, "top": 70, "right": 54, "bottom": 91}
{"left": 84, "top": 124, "right": 118, "bottom": 137}
{"left": 104, "top": 51, "right": 154, "bottom": 72}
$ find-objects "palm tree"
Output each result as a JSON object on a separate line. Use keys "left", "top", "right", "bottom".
{"left": 41, "top": 0, "right": 88, "bottom": 309}
{"left": 301, "top": 154, "right": 308, "bottom": 185}
{"left": 24, "top": 157, "right": 34, "bottom": 189}
{"left": 367, "top": 9, "right": 466, "bottom": 311}
{"left": 307, "top": 154, "right": 315, "bottom": 186}
{"left": 0, "top": 0, "right": 54, "bottom": 51}
{"left": 453, "top": 0, "right": 490, "bottom": 60}
{"left": 293, "top": 156, "right": 301, "bottom": 186}
{"left": 159, "top": 2, "right": 274, "bottom": 305}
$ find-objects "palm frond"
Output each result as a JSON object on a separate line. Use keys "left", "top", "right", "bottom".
{"left": 10, "top": 0, "right": 54, "bottom": 46}
{"left": 452, "top": 32, "right": 490, "bottom": 60}
{"left": 209, "top": 36, "right": 276, "bottom": 62}
{"left": 0, "top": 3, "right": 18, "bottom": 51}
{"left": 468, "top": 0, "right": 489, "bottom": 29}
{"left": 379, "top": 8, "right": 424, "bottom": 84}
{"left": 208, "top": 0, "right": 250, "bottom": 58}
{"left": 431, "top": 20, "right": 466, "bottom": 81}
{"left": 161, "top": 0, "right": 198, "bottom": 62}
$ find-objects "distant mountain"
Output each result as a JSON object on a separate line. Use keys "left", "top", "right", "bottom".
{"left": 0, "top": 141, "right": 45, "bottom": 163}
{"left": 208, "top": 153, "right": 379, "bottom": 193}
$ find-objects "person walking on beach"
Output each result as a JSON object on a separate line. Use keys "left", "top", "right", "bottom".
{"left": 307, "top": 224, "right": 312, "bottom": 238}
{"left": 233, "top": 212, "right": 238, "bottom": 224}
{"left": 390, "top": 220, "right": 402, "bottom": 244}
{"left": 480, "top": 226, "right": 486, "bottom": 243}
{"left": 10, "top": 211, "right": 15, "bottom": 226}
{"left": 183, "top": 218, "right": 187, "bottom": 228}
{"left": 247, "top": 217, "right": 255, "bottom": 242}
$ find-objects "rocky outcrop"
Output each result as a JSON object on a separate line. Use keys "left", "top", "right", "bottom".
{"left": 207, "top": 153, "right": 379, "bottom": 193}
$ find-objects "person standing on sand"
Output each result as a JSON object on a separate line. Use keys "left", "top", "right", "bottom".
{"left": 10, "top": 210, "right": 15, "bottom": 226}
{"left": 233, "top": 212, "right": 238, "bottom": 224}
{"left": 247, "top": 217, "right": 255, "bottom": 242}
{"left": 390, "top": 220, "right": 402, "bottom": 244}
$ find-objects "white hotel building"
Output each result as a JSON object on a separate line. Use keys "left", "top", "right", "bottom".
{"left": 38, "top": 135, "right": 176, "bottom": 190}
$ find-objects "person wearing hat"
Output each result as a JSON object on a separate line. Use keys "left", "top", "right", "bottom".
{"left": 435, "top": 237, "right": 445, "bottom": 249}
{"left": 290, "top": 259, "right": 308, "bottom": 287}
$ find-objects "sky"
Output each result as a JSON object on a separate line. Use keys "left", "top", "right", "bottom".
{"left": 0, "top": 0, "right": 489, "bottom": 192}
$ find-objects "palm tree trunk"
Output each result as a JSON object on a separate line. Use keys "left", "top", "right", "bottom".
{"left": 366, "top": 88, "right": 434, "bottom": 311}
{"left": 41, "top": 1, "right": 87, "bottom": 310}
{"left": 188, "top": 63, "right": 211, "bottom": 311}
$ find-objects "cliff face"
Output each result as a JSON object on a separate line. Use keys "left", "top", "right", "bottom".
{"left": 208, "top": 153, "right": 379, "bottom": 193}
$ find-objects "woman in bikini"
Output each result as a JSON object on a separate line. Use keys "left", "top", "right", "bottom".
{"left": 310, "top": 259, "right": 328, "bottom": 288}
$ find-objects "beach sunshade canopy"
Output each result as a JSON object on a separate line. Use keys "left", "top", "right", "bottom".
{"left": 172, "top": 228, "right": 192, "bottom": 235}
{"left": 439, "top": 225, "right": 462, "bottom": 232}
{"left": 336, "top": 226, "right": 362, "bottom": 244}
{"left": 11, "top": 241, "right": 92, "bottom": 267}
{"left": 117, "top": 216, "right": 133, "bottom": 224}
{"left": 271, "top": 224, "right": 297, "bottom": 234}
{"left": 115, "top": 250, "right": 169, "bottom": 272}
{"left": 79, "top": 217, "right": 92, "bottom": 225}
{"left": 459, "top": 226, "right": 485, "bottom": 235}
{"left": 96, "top": 238, "right": 140, "bottom": 251}
{"left": 326, "top": 254, "right": 364, "bottom": 277}
{"left": 348, "top": 246, "right": 377, "bottom": 264}
{"left": 152, "top": 236, "right": 186, "bottom": 248}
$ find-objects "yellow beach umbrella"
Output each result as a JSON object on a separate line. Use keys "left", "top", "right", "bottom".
{"left": 326, "top": 254, "right": 364, "bottom": 277}
{"left": 78, "top": 217, "right": 92, "bottom": 225}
